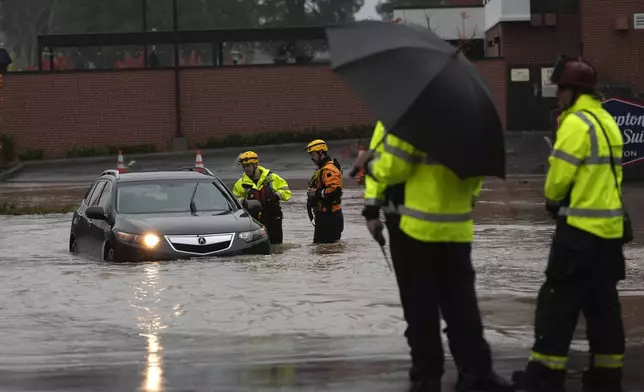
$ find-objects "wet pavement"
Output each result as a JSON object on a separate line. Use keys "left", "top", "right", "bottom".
{"left": 2, "top": 140, "right": 363, "bottom": 186}
{"left": 2, "top": 153, "right": 644, "bottom": 391}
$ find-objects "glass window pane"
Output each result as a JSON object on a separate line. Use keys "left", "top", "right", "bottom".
{"left": 117, "top": 180, "right": 233, "bottom": 214}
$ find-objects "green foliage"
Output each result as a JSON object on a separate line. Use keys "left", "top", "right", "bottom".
{"left": 259, "top": 0, "right": 363, "bottom": 26}
{"left": 195, "top": 124, "right": 373, "bottom": 149}
{"left": 1, "top": 0, "right": 364, "bottom": 68}
{"left": 66, "top": 143, "right": 157, "bottom": 158}
{"left": 0, "top": 200, "right": 77, "bottom": 215}
{"left": 17, "top": 149, "right": 44, "bottom": 161}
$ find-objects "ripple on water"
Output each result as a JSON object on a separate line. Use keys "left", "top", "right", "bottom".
{"left": 1, "top": 188, "right": 644, "bottom": 381}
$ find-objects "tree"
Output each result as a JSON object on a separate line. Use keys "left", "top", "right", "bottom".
{"left": 257, "top": 0, "right": 364, "bottom": 27}
{"left": 0, "top": 0, "right": 57, "bottom": 67}
{"left": 0, "top": 0, "right": 363, "bottom": 68}
{"left": 256, "top": 0, "right": 363, "bottom": 63}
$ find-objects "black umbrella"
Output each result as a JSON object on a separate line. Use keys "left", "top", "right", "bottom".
{"left": 326, "top": 20, "right": 506, "bottom": 179}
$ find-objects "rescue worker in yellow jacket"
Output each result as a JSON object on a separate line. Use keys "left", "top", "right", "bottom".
{"left": 512, "top": 57, "right": 627, "bottom": 392}
{"left": 363, "top": 122, "right": 388, "bottom": 216}
{"left": 233, "top": 151, "right": 292, "bottom": 244}
{"left": 305, "top": 139, "right": 344, "bottom": 243}
{"left": 355, "top": 126, "right": 511, "bottom": 392}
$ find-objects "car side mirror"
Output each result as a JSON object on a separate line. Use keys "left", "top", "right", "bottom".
{"left": 243, "top": 199, "right": 263, "bottom": 216}
{"left": 86, "top": 206, "right": 107, "bottom": 220}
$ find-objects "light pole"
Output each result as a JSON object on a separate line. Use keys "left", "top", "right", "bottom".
{"left": 172, "top": 0, "right": 183, "bottom": 140}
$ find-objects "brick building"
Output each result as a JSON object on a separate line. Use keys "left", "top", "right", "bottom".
{"left": 484, "top": 0, "right": 644, "bottom": 130}
{"left": 397, "top": 0, "right": 644, "bottom": 130}
{"left": 0, "top": 1, "right": 643, "bottom": 158}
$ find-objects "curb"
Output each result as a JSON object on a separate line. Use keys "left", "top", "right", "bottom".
{"left": 0, "top": 163, "right": 25, "bottom": 182}
{"left": 17, "top": 138, "right": 365, "bottom": 168}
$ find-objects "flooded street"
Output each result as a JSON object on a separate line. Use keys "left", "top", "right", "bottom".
{"left": 1, "top": 181, "right": 644, "bottom": 391}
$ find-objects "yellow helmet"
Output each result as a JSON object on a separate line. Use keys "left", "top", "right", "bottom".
{"left": 238, "top": 151, "right": 259, "bottom": 165}
{"left": 305, "top": 139, "right": 328, "bottom": 153}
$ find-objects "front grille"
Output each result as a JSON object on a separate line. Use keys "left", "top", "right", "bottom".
{"left": 172, "top": 241, "right": 231, "bottom": 254}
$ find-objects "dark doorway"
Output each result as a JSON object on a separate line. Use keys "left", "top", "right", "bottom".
{"left": 506, "top": 64, "right": 559, "bottom": 131}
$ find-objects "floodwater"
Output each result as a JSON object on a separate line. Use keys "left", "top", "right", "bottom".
{"left": 1, "top": 181, "right": 644, "bottom": 391}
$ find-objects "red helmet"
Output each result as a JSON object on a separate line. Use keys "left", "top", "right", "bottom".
{"left": 550, "top": 55, "right": 597, "bottom": 89}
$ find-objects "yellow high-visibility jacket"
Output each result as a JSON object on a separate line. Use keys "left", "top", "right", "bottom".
{"left": 366, "top": 133, "right": 482, "bottom": 243}
{"left": 232, "top": 166, "right": 292, "bottom": 203}
{"left": 363, "top": 121, "right": 389, "bottom": 209}
{"left": 546, "top": 94, "right": 624, "bottom": 239}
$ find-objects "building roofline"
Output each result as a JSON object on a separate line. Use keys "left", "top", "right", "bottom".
{"left": 393, "top": 4, "right": 484, "bottom": 10}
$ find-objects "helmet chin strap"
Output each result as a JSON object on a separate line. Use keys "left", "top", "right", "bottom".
{"left": 561, "top": 88, "right": 582, "bottom": 111}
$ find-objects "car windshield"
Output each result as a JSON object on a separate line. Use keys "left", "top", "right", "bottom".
{"left": 117, "top": 180, "right": 234, "bottom": 214}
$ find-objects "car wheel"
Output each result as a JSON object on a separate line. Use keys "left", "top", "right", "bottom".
{"left": 69, "top": 236, "right": 79, "bottom": 253}
{"left": 104, "top": 243, "right": 116, "bottom": 262}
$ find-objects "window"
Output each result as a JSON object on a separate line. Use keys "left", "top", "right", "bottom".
{"left": 96, "top": 182, "right": 113, "bottom": 209}
{"left": 83, "top": 182, "right": 99, "bottom": 205}
{"left": 117, "top": 180, "right": 234, "bottom": 214}
{"left": 87, "top": 181, "right": 106, "bottom": 206}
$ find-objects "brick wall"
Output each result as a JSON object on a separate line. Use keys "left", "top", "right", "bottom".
{"left": 475, "top": 59, "right": 507, "bottom": 129}
{"left": 180, "top": 66, "right": 372, "bottom": 141}
{"left": 581, "top": 0, "right": 644, "bottom": 92}
{"left": 0, "top": 61, "right": 507, "bottom": 158}
{"left": 491, "top": 14, "right": 582, "bottom": 65}
{"left": 0, "top": 71, "right": 177, "bottom": 157}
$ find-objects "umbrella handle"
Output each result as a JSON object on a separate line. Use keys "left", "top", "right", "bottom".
{"left": 349, "top": 166, "right": 361, "bottom": 178}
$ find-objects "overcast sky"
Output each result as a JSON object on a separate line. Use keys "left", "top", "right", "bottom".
{"left": 355, "top": 0, "right": 382, "bottom": 20}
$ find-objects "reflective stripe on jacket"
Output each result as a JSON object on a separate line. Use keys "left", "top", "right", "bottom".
{"left": 232, "top": 166, "right": 292, "bottom": 204}
{"left": 364, "top": 121, "right": 389, "bottom": 208}
{"left": 546, "top": 94, "right": 624, "bottom": 239}
{"left": 367, "top": 133, "right": 482, "bottom": 243}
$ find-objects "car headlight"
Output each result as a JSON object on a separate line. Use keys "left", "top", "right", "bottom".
{"left": 238, "top": 227, "right": 267, "bottom": 242}
{"left": 116, "top": 231, "right": 161, "bottom": 249}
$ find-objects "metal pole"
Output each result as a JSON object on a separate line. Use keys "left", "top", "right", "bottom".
{"left": 142, "top": 0, "right": 148, "bottom": 68}
{"left": 172, "top": 0, "right": 182, "bottom": 138}
{"left": 38, "top": 44, "right": 43, "bottom": 71}
{"left": 142, "top": 0, "right": 147, "bottom": 31}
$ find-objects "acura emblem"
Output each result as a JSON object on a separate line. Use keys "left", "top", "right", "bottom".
{"left": 198, "top": 236, "right": 206, "bottom": 245}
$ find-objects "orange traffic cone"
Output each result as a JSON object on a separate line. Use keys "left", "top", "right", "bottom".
{"left": 116, "top": 150, "right": 127, "bottom": 173}
{"left": 194, "top": 150, "right": 205, "bottom": 173}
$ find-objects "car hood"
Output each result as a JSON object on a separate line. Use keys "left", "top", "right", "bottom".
{"left": 117, "top": 210, "right": 255, "bottom": 235}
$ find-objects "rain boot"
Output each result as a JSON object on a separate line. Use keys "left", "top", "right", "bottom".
{"left": 455, "top": 370, "right": 515, "bottom": 392}
{"left": 409, "top": 378, "right": 442, "bottom": 392}
{"left": 409, "top": 364, "right": 442, "bottom": 392}
{"left": 581, "top": 368, "right": 622, "bottom": 392}
{"left": 511, "top": 362, "right": 566, "bottom": 392}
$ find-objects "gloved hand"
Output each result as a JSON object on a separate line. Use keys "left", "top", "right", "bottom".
{"left": 545, "top": 201, "right": 559, "bottom": 219}
{"left": 366, "top": 219, "right": 385, "bottom": 246}
{"left": 307, "top": 188, "right": 321, "bottom": 206}
{"left": 354, "top": 149, "right": 375, "bottom": 170}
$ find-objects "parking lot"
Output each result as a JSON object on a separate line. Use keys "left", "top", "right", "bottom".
{"left": 1, "top": 146, "right": 644, "bottom": 391}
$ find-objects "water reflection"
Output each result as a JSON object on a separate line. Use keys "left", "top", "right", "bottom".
{"left": 132, "top": 263, "right": 167, "bottom": 392}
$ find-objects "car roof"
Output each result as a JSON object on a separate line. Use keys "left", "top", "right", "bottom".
{"left": 100, "top": 170, "right": 219, "bottom": 183}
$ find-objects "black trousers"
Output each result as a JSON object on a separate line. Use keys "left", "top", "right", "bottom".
{"left": 528, "top": 223, "right": 625, "bottom": 383}
{"left": 264, "top": 216, "right": 283, "bottom": 244}
{"left": 385, "top": 216, "right": 493, "bottom": 380}
{"left": 313, "top": 210, "right": 344, "bottom": 243}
